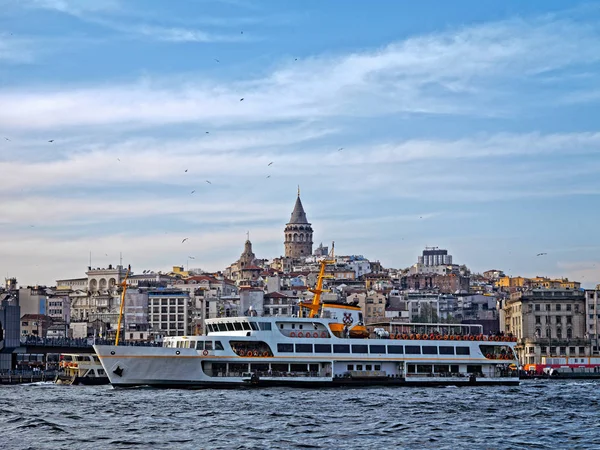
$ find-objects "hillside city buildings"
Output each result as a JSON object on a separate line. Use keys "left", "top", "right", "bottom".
{"left": 0, "top": 191, "right": 598, "bottom": 371}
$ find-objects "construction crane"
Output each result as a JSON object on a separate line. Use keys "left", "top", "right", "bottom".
{"left": 299, "top": 242, "right": 335, "bottom": 318}
{"left": 115, "top": 266, "right": 131, "bottom": 346}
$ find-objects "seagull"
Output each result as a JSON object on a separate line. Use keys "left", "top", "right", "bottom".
{"left": 240, "top": 98, "right": 244, "bottom": 101}
{"left": 295, "top": 58, "right": 298, "bottom": 61}
{"left": 206, "top": 180, "right": 212, "bottom": 184}
{"left": 268, "top": 162, "right": 273, "bottom": 166}
{"left": 188, "top": 256, "right": 195, "bottom": 259}
{"left": 4, "top": 137, "right": 10, "bottom": 141}
{"left": 536, "top": 253, "right": 547, "bottom": 256}
{"left": 117, "top": 158, "right": 121, "bottom": 162}
{"left": 241, "top": 31, "right": 243, "bottom": 34}
{"left": 214, "top": 59, "right": 220, "bottom": 63}
{"left": 266, "top": 175, "right": 271, "bottom": 179}
{"left": 182, "top": 238, "right": 189, "bottom": 243}
{"left": 191, "top": 190, "right": 195, "bottom": 194}
{"left": 205, "top": 131, "right": 210, "bottom": 134}
{"left": 338, "top": 147, "right": 343, "bottom": 151}
{"left": 48, "top": 140, "right": 54, "bottom": 143}
{"left": 185, "top": 169, "right": 188, "bottom": 172}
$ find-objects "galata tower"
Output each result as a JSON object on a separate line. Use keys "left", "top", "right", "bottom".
{"left": 284, "top": 188, "right": 313, "bottom": 258}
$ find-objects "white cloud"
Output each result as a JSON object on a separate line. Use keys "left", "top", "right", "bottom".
{"left": 2, "top": 15, "right": 599, "bottom": 130}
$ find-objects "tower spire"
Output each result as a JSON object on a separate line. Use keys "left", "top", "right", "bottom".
{"left": 297, "top": 185, "right": 300, "bottom": 197}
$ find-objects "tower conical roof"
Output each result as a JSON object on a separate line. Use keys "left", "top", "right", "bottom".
{"left": 288, "top": 196, "right": 308, "bottom": 224}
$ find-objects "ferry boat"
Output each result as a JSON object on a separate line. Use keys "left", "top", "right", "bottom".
{"left": 94, "top": 246, "right": 519, "bottom": 388}
{"left": 55, "top": 353, "right": 109, "bottom": 385}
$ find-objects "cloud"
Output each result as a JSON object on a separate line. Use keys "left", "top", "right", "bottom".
{"left": 127, "top": 24, "right": 248, "bottom": 43}
{"left": 2, "top": 14, "right": 600, "bottom": 131}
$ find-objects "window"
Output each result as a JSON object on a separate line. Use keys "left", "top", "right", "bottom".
{"left": 569, "top": 347, "right": 576, "bottom": 354}
{"left": 556, "top": 304, "right": 562, "bottom": 311}
{"left": 556, "top": 329, "right": 562, "bottom": 339}
{"left": 196, "top": 341, "right": 204, "bottom": 350}
{"left": 546, "top": 304, "right": 551, "bottom": 311}
{"left": 333, "top": 344, "right": 350, "bottom": 353}
{"left": 439, "top": 346, "right": 454, "bottom": 355}
{"left": 579, "top": 347, "right": 585, "bottom": 355}
{"left": 356, "top": 364, "right": 363, "bottom": 371}
{"left": 535, "top": 304, "right": 540, "bottom": 311}
{"left": 422, "top": 346, "right": 438, "bottom": 355}
{"left": 405, "top": 346, "right": 421, "bottom": 355}
{"left": 258, "top": 322, "right": 272, "bottom": 331}
{"left": 366, "top": 365, "right": 372, "bottom": 371}
{"left": 369, "top": 345, "right": 386, "bottom": 354}
{"left": 550, "top": 347, "right": 556, "bottom": 355}
{"left": 540, "top": 346, "right": 547, "bottom": 354}
{"left": 535, "top": 316, "right": 541, "bottom": 324}
{"left": 566, "top": 304, "right": 572, "bottom": 311}
{"left": 456, "top": 347, "right": 470, "bottom": 355}
{"left": 242, "top": 322, "right": 251, "bottom": 331}
{"left": 277, "top": 343, "right": 293, "bottom": 352}
{"left": 233, "top": 322, "right": 243, "bottom": 331}
{"left": 566, "top": 329, "right": 572, "bottom": 339}
{"left": 388, "top": 345, "right": 403, "bottom": 354}
{"left": 295, "top": 344, "right": 313, "bottom": 353}
{"left": 352, "top": 345, "right": 368, "bottom": 353}
{"left": 249, "top": 322, "right": 259, "bottom": 331}
{"left": 374, "top": 365, "right": 381, "bottom": 371}
{"left": 314, "top": 344, "right": 331, "bottom": 353}
{"left": 205, "top": 341, "right": 213, "bottom": 351}
{"left": 347, "top": 364, "right": 353, "bottom": 371}
{"left": 215, "top": 341, "right": 224, "bottom": 351}
{"left": 560, "top": 347, "right": 566, "bottom": 355}
{"left": 567, "top": 316, "right": 572, "bottom": 324}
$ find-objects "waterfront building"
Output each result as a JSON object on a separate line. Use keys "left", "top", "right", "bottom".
{"left": 46, "top": 294, "right": 70, "bottom": 323}
{"left": 147, "top": 288, "right": 191, "bottom": 337}
{"left": 0, "top": 293, "right": 20, "bottom": 370}
{"left": 585, "top": 290, "right": 600, "bottom": 356}
{"left": 483, "top": 269, "right": 504, "bottom": 280}
{"left": 284, "top": 191, "right": 313, "bottom": 259}
{"left": 263, "top": 291, "right": 297, "bottom": 316}
{"left": 225, "top": 238, "right": 263, "bottom": 283}
{"left": 17, "top": 286, "right": 48, "bottom": 316}
{"left": 20, "top": 313, "right": 51, "bottom": 337}
{"left": 502, "top": 289, "right": 589, "bottom": 365}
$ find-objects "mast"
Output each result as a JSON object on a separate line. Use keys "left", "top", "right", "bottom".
{"left": 115, "top": 265, "right": 131, "bottom": 346}
{"left": 300, "top": 242, "right": 335, "bottom": 318}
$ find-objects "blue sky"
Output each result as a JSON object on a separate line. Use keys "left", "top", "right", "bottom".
{"left": 1, "top": 0, "right": 599, "bottom": 287}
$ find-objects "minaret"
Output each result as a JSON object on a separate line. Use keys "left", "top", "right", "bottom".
{"left": 284, "top": 188, "right": 313, "bottom": 258}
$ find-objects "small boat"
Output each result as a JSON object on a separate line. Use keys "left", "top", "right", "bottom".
{"left": 55, "top": 353, "right": 109, "bottom": 385}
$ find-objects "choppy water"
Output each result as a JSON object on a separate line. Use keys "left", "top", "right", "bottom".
{"left": 1, "top": 380, "right": 599, "bottom": 449}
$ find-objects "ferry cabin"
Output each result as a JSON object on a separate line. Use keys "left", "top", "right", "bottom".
{"left": 154, "top": 316, "right": 518, "bottom": 386}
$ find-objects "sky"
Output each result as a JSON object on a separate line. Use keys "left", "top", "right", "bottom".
{"left": 0, "top": 0, "right": 599, "bottom": 288}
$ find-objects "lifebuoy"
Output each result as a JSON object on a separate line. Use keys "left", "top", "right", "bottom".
{"left": 290, "top": 331, "right": 296, "bottom": 337}
{"left": 262, "top": 351, "right": 269, "bottom": 357}
{"left": 422, "top": 334, "right": 428, "bottom": 340}
{"left": 429, "top": 334, "right": 435, "bottom": 340}
{"left": 443, "top": 335, "right": 448, "bottom": 340}
{"left": 313, "top": 332, "right": 318, "bottom": 338}
{"left": 483, "top": 336, "right": 488, "bottom": 341}
{"left": 409, "top": 334, "right": 415, "bottom": 340}
{"left": 202, "top": 350, "right": 208, "bottom": 356}
{"left": 297, "top": 332, "right": 303, "bottom": 338}
{"left": 253, "top": 350, "right": 259, "bottom": 357}
{"left": 469, "top": 336, "right": 475, "bottom": 341}
{"left": 435, "top": 335, "right": 441, "bottom": 340}
{"left": 486, "top": 353, "right": 492, "bottom": 359}
{"left": 321, "top": 331, "right": 327, "bottom": 338}
{"left": 238, "top": 350, "right": 245, "bottom": 356}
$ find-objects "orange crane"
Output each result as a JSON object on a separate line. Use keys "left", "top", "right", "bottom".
{"left": 115, "top": 266, "right": 131, "bottom": 346}
{"left": 299, "top": 242, "right": 335, "bottom": 318}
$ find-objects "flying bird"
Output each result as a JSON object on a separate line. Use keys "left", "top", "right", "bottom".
{"left": 338, "top": 147, "right": 343, "bottom": 151}
{"left": 48, "top": 140, "right": 54, "bottom": 143}
{"left": 240, "top": 98, "right": 244, "bottom": 101}
{"left": 205, "top": 131, "right": 210, "bottom": 134}
{"left": 117, "top": 158, "right": 121, "bottom": 162}
{"left": 185, "top": 169, "right": 188, "bottom": 172}
{"left": 268, "top": 162, "right": 273, "bottom": 166}
{"left": 188, "top": 256, "right": 195, "bottom": 259}
{"left": 182, "top": 238, "right": 189, "bottom": 243}
{"left": 214, "top": 59, "right": 220, "bottom": 63}
{"left": 241, "top": 31, "right": 243, "bottom": 34}
{"left": 191, "top": 190, "right": 196, "bottom": 194}
{"left": 266, "top": 175, "right": 271, "bottom": 179}
{"left": 536, "top": 253, "right": 547, "bottom": 256}
{"left": 4, "top": 137, "right": 10, "bottom": 141}
{"left": 206, "top": 180, "right": 212, "bottom": 184}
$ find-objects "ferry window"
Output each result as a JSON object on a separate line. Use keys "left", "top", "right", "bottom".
{"left": 233, "top": 322, "right": 243, "bottom": 331}
{"left": 439, "top": 346, "right": 454, "bottom": 355}
{"left": 369, "top": 345, "right": 386, "bottom": 354}
{"left": 295, "top": 344, "right": 313, "bottom": 353}
{"left": 456, "top": 347, "right": 470, "bottom": 355}
{"left": 249, "top": 322, "right": 259, "bottom": 331}
{"left": 351, "top": 344, "right": 368, "bottom": 353}
{"left": 450, "top": 365, "right": 459, "bottom": 373}
{"left": 226, "top": 323, "right": 235, "bottom": 331}
{"left": 314, "top": 344, "right": 331, "bottom": 353}
{"left": 333, "top": 344, "right": 350, "bottom": 353}
{"left": 205, "top": 341, "right": 213, "bottom": 351}
{"left": 366, "top": 365, "right": 372, "bottom": 371}
{"left": 388, "top": 345, "right": 403, "bottom": 354}
{"left": 277, "top": 343, "right": 294, "bottom": 353}
{"left": 218, "top": 323, "right": 227, "bottom": 332}
{"left": 299, "top": 324, "right": 303, "bottom": 330}
{"left": 196, "top": 341, "right": 204, "bottom": 350}
{"left": 405, "top": 346, "right": 421, "bottom": 355}
{"left": 347, "top": 364, "right": 354, "bottom": 371}
{"left": 356, "top": 365, "right": 363, "bottom": 370}
{"left": 215, "top": 341, "right": 224, "bottom": 351}
{"left": 242, "top": 322, "right": 251, "bottom": 330}
{"left": 291, "top": 324, "right": 295, "bottom": 329}
{"left": 407, "top": 364, "right": 416, "bottom": 373}
{"left": 422, "top": 346, "right": 438, "bottom": 355}
{"left": 280, "top": 324, "right": 284, "bottom": 329}
{"left": 258, "top": 322, "right": 272, "bottom": 331}
{"left": 374, "top": 365, "right": 381, "bottom": 371}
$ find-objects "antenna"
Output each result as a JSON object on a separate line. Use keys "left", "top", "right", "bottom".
{"left": 120, "top": 252, "right": 123, "bottom": 266}
{"left": 297, "top": 185, "right": 300, "bottom": 197}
